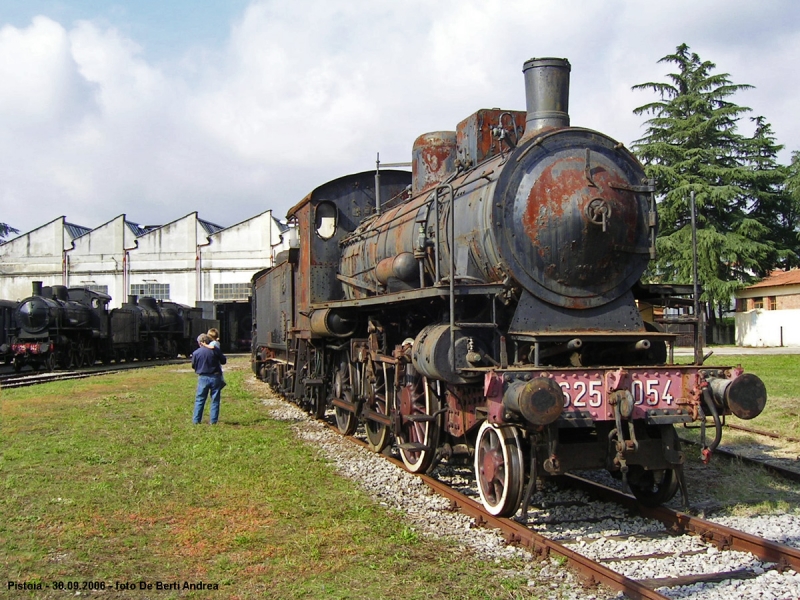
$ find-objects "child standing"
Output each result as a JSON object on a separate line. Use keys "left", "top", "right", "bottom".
{"left": 203, "top": 328, "right": 226, "bottom": 388}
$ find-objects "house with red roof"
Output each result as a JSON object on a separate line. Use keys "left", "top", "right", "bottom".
{"left": 734, "top": 269, "right": 800, "bottom": 347}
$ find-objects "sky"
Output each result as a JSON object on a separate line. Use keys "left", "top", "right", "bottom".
{"left": 1, "top": 0, "right": 799, "bottom": 237}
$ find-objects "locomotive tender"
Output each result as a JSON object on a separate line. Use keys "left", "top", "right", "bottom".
{"left": 252, "top": 58, "right": 767, "bottom": 516}
{"left": 10, "top": 281, "right": 214, "bottom": 371}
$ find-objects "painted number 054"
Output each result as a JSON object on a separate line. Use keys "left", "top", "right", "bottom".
{"left": 559, "top": 379, "right": 674, "bottom": 408}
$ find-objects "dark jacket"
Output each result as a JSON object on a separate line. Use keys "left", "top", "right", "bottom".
{"left": 191, "top": 346, "right": 226, "bottom": 375}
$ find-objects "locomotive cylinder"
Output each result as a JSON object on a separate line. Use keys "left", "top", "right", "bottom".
{"left": 411, "top": 324, "right": 484, "bottom": 384}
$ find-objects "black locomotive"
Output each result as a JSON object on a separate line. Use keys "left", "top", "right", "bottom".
{"left": 10, "top": 282, "right": 214, "bottom": 371}
{"left": 0, "top": 299, "right": 18, "bottom": 364}
{"left": 252, "top": 57, "right": 767, "bottom": 516}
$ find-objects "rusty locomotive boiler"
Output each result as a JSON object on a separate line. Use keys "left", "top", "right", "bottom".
{"left": 252, "top": 57, "right": 767, "bottom": 517}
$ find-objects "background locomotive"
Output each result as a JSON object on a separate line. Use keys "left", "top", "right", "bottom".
{"left": 0, "top": 299, "right": 18, "bottom": 364}
{"left": 10, "top": 281, "right": 215, "bottom": 371}
{"left": 252, "top": 57, "right": 767, "bottom": 516}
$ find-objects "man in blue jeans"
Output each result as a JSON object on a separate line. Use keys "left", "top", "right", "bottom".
{"left": 191, "top": 333, "right": 227, "bottom": 424}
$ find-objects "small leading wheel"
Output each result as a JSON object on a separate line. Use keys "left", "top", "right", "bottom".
{"left": 474, "top": 421, "right": 525, "bottom": 517}
{"left": 308, "top": 384, "right": 326, "bottom": 420}
{"left": 627, "top": 466, "right": 679, "bottom": 507}
{"left": 333, "top": 354, "right": 357, "bottom": 436}
{"left": 45, "top": 353, "right": 57, "bottom": 372}
{"left": 397, "top": 372, "right": 441, "bottom": 473}
{"left": 364, "top": 361, "right": 391, "bottom": 453}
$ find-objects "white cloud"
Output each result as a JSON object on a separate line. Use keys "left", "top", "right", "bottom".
{"left": 1, "top": 0, "right": 800, "bottom": 236}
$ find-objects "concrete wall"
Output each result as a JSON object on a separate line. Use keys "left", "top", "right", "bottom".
{"left": 736, "top": 308, "right": 800, "bottom": 347}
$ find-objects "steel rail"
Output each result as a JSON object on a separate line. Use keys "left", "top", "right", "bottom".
{"left": 679, "top": 436, "right": 800, "bottom": 484}
{"left": 279, "top": 394, "right": 800, "bottom": 599}
{"left": 0, "top": 358, "right": 189, "bottom": 389}
{"left": 562, "top": 473, "right": 800, "bottom": 572}
{"left": 328, "top": 423, "right": 669, "bottom": 600}
{"left": 726, "top": 422, "right": 800, "bottom": 445}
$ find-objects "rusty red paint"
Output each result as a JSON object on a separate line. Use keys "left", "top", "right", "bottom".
{"left": 456, "top": 109, "right": 526, "bottom": 167}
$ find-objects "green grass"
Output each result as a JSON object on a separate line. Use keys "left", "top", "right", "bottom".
{"left": 674, "top": 353, "right": 800, "bottom": 515}
{"left": 699, "top": 354, "right": 800, "bottom": 438}
{"left": 1, "top": 360, "right": 545, "bottom": 599}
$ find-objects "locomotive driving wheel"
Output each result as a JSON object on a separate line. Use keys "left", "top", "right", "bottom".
{"left": 396, "top": 371, "right": 441, "bottom": 473}
{"left": 474, "top": 421, "right": 525, "bottom": 517}
{"left": 333, "top": 353, "right": 357, "bottom": 436}
{"left": 364, "top": 360, "right": 391, "bottom": 453}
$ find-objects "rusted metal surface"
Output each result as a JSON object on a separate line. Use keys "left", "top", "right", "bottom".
{"left": 493, "top": 128, "right": 652, "bottom": 311}
{"left": 412, "top": 131, "right": 457, "bottom": 194}
{"left": 455, "top": 109, "right": 526, "bottom": 168}
{"left": 445, "top": 385, "right": 482, "bottom": 437}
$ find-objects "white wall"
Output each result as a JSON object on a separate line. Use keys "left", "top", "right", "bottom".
{"left": 1, "top": 211, "right": 289, "bottom": 308}
{"left": 0, "top": 218, "right": 69, "bottom": 300}
{"left": 736, "top": 309, "right": 800, "bottom": 347}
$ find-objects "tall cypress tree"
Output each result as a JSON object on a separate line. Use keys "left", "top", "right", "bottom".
{"left": 0, "top": 222, "right": 18, "bottom": 241}
{"left": 631, "top": 44, "right": 781, "bottom": 321}
{"left": 743, "top": 117, "right": 797, "bottom": 273}
{"left": 784, "top": 151, "right": 800, "bottom": 262}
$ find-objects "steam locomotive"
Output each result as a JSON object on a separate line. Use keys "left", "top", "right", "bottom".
{"left": 252, "top": 57, "right": 767, "bottom": 516}
{"left": 9, "top": 282, "right": 214, "bottom": 371}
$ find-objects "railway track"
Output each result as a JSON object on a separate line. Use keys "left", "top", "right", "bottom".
{"left": 678, "top": 422, "right": 800, "bottom": 485}
{"left": 0, "top": 358, "right": 189, "bottom": 389}
{"left": 429, "top": 460, "right": 800, "bottom": 599}
{"left": 260, "top": 388, "right": 800, "bottom": 600}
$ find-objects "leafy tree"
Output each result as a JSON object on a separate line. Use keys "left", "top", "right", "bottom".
{"left": 785, "top": 150, "right": 800, "bottom": 256}
{"left": 743, "top": 117, "right": 799, "bottom": 272}
{"left": 0, "top": 222, "right": 19, "bottom": 241}
{"left": 631, "top": 43, "right": 786, "bottom": 321}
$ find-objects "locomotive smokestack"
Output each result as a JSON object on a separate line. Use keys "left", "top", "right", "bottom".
{"left": 32, "top": 281, "right": 43, "bottom": 296}
{"left": 522, "top": 57, "right": 571, "bottom": 137}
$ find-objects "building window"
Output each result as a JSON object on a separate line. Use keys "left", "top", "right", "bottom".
{"left": 768, "top": 296, "right": 777, "bottom": 310}
{"left": 735, "top": 298, "right": 746, "bottom": 312}
{"left": 131, "top": 283, "right": 170, "bottom": 300}
{"left": 84, "top": 284, "right": 109, "bottom": 294}
{"left": 214, "top": 283, "right": 251, "bottom": 300}
{"left": 752, "top": 297, "right": 764, "bottom": 310}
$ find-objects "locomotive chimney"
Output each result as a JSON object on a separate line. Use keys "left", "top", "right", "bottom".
{"left": 32, "top": 281, "right": 43, "bottom": 296}
{"left": 522, "top": 57, "right": 571, "bottom": 137}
